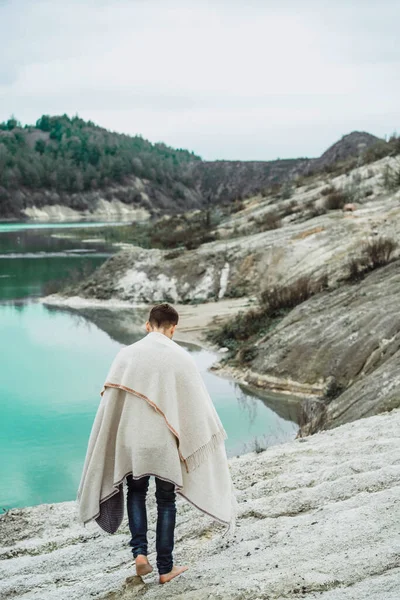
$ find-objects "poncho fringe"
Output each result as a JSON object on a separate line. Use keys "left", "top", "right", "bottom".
{"left": 184, "top": 428, "right": 228, "bottom": 473}
{"left": 101, "top": 381, "right": 228, "bottom": 473}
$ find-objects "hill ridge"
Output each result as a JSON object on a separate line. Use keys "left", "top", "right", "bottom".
{"left": 0, "top": 114, "right": 387, "bottom": 218}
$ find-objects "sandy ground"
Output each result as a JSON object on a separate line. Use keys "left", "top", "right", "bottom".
{"left": 172, "top": 296, "right": 255, "bottom": 348}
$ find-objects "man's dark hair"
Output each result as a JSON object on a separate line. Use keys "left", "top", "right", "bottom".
{"left": 148, "top": 303, "right": 179, "bottom": 328}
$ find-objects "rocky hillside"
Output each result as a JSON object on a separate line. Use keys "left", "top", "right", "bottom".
{"left": 52, "top": 155, "right": 400, "bottom": 303}
{"left": 1, "top": 408, "right": 399, "bottom": 599}
{"left": 43, "top": 152, "right": 400, "bottom": 433}
{"left": 310, "top": 131, "right": 381, "bottom": 172}
{"left": 219, "top": 258, "right": 400, "bottom": 433}
{"left": 191, "top": 157, "right": 309, "bottom": 202}
{"left": 0, "top": 113, "right": 387, "bottom": 219}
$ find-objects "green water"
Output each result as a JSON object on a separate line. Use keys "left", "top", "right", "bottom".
{"left": 0, "top": 302, "right": 123, "bottom": 509}
{"left": 0, "top": 220, "right": 125, "bottom": 233}
{"left": 0, "top": 256, "right": 110, "bottom": 300}
{"left": 0, "top": 221, "right": 114, "bottom": 300}
{"left": 0, "top": 302, "right": 297, "bottom": 510}
{"left": 0, "top": 221, "right": 298, "bottom": 511}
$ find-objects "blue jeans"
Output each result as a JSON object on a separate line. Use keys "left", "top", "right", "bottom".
{"left": 126, "top": 474, "right": 176, "bottom": 575}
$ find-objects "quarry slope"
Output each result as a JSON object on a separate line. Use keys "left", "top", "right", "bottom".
{"left": 43, "top": 154, "right": 400, "bottom": 431}
{"left": 0, "top": 408, "right": 399, "bottom": 600}
{"left": 54, "top": 155, "right": 400, "bottom": 303}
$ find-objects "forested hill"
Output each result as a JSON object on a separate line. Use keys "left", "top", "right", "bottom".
{"left": 0, "top": 115, "right": 205, "bottom": 216}
{"left": 0, "top": 115, "right": 387, "bottom": 219}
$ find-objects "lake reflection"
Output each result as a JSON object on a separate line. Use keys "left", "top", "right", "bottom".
{"left": 0, "top": 301, "right": 297, "bottom": 511}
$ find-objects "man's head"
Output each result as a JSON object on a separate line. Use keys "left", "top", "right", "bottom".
{"left": 145, "top": 303, "right": 179, "bottom": 339}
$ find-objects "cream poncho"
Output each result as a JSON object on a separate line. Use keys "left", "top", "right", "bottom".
{"left": 76, "top": 330, "right": 237, "bottom": 537}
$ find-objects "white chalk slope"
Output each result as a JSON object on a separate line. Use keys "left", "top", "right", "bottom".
{"left": 1, "top": 409, "right": 399, "bottom": 600}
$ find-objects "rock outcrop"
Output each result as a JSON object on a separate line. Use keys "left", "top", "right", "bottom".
{"left": 1, "top": 408, "right": 399, "bottom": 599}
{"left": 22, "top": 198, "right": 150, "bottom": 222}
{"left": 310, "top": 131, "right": 381, "bottom": 172}
{"left": 236, "top": 259, "right": 400, "bottom": 431}
{"left": 61, "top": 156, "right": 400, "bottom": 305}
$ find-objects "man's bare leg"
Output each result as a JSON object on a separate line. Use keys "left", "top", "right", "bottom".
{"left": 135, "top": 554, "right": 153, "bottom": 576}
{"left": 159, "top": 565, "right": 188, "bottom": 584}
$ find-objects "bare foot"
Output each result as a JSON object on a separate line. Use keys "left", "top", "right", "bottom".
{"left": 135, "top": 554, "right": 153, "bottom": 576}
{"left": 159, "top": 565, "right": 188, "bottom": 584}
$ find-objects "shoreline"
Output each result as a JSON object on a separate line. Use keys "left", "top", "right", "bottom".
{"left": 40, "top": 293, "right": 310, "bottom": 403}
{"left": 39, "top": 293, "right": 253, "bottom": 351}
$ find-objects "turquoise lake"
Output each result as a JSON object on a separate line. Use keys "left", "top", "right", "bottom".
{"left": 0, "top": 221, "right": 298, "bottom": 511}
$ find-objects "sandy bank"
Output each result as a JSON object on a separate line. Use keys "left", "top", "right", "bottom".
{"left": 40, "top": 294, "right": 255, "bottom": 351}
{"left": 40, "top": 294, "right": 311, "bottom": 401}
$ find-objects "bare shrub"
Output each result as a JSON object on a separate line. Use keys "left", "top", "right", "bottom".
{"left": 150, "top": 211, "right": 218, "bottom": 250}
{"left": 320, "top": 185, "right": 335, "bottom": 196}
{"left": 324, "top": 189, "right": 349, "bottom": 210}
{"left": 346, "top": 257, "right": 367, "bottom": 282}
{"left": 363, "top": 237, "right": 398, "bottom": 268}
{"left": 362, "top": 139, "right": 398, "bottom": 164}
{"left": 237, "top": 344, "right": 259, "bottom": 364}
{"left": 260, "top": 274, "right": 328, "bottom": 316}
{"left": 205, "top": 307, "right": 268, "bottom": 352}
{"left": 207, "top": 274, "right": 329, "bottom": 364}
{"left": 280, "top": 199, "right": 298, "bottom": 217}
{"left": 231, "top": 198, "right": 245, "bottom": 213}
{"left": 382, "top": 162, "right": 400, "bottom": 191}
{"left": 255, "top": 210, "right": 282, "bottom": 231}
{"left": 345, "top": 237, "right": 398, "bottom": 282}
{"left": 223, "top": 282, "right": 249, "bottom": 298}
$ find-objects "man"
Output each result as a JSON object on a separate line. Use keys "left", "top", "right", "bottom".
{"left": 77, "top": 303, "right": 236, "bottom": 585}
{"left": 127, "top": 304, "right": 187, "bottom": 584}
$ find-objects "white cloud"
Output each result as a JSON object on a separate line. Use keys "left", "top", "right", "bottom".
{"left": 0, "top": 0, "right": 399, "bottom": 159}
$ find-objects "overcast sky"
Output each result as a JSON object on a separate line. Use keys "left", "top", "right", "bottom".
{"left": 0, "top": 0, "right": 399, "bottom": 160}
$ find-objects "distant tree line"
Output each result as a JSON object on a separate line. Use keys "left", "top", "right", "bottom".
{"left": 0, "top": 114, "right": 201, "bottom": 196}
